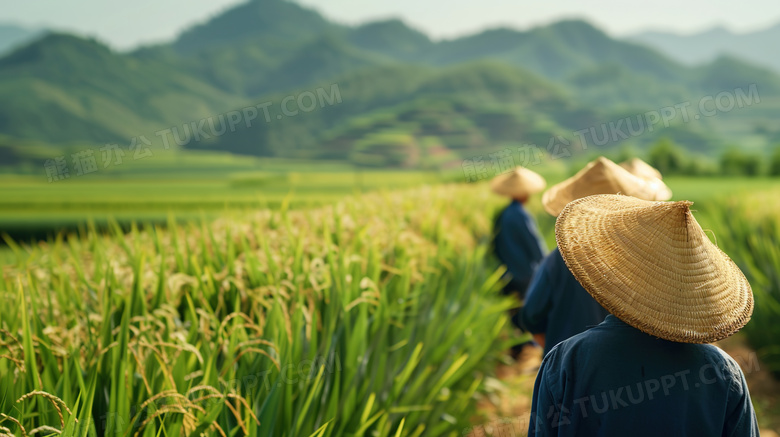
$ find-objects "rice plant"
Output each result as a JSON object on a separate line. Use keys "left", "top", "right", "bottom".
{"left": 0, "top": 185, "right": 514, "bottom": 437}
{"left": 695, "top": 193, "right": 780, "bottom": 375}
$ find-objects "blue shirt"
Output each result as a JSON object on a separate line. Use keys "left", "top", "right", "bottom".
{"left": 516, "top": 248, "right": 609, "bottom": 355}
{"left": 529, "top": 315, "right": 759, "bottom": 437}
{"left": 493, "top": 200, "right": 547, "bottom": 291}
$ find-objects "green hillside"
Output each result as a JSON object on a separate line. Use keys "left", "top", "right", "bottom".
{"left": 250, "top": 33, "right": 392, "bottom": 96}
{"left": 189, "top": 61, "right": 600, "bottom": 164}
{"left": 425, "top": 20, "right": 684, "bottom": 80}
{"left": 695, "top": 56, "right": 780, "bottom": 94}
{"left": 347, "top": 19, "right": 434, "bottom": 60}
{"left": 0, "top": 34, "right": 244, "bottom": 144}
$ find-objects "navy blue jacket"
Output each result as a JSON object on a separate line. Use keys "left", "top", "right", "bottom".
{"left": 529, "top": 315, "right": 759, "bottom": 436}
{"left": 493, "top": 200, "right": 547, "bottom": 296}
{"left": 516, "top": 248, "right": 609, "bottom": 355}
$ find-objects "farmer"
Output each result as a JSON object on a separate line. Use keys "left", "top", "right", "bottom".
{"left": 619, "top": 157, "right": 673, "bottom": 201}
{"left": 528, "top": 194, "right": 757, "bottom": 436}
{"left": 515, "top": 157, "right": 665, "bottom": 355}
{"left": 490, "top": 166, "right": 548, "bottom": 301}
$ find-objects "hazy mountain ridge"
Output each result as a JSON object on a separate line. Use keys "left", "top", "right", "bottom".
{"left": 629, "top": 23, "right": 780, "bottom": 72}
{"left": 0, "top": 23, "right": 44, "bottom": 55}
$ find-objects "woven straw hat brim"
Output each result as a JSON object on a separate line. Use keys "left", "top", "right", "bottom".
{"left": 555, "top": 194, "right": 753, "bottom": 344}
{"left": 541, "top": 157, "right": 660, "bottom": 216}
{"left": 490, "top": 168, "right": 547, "bottom": 198}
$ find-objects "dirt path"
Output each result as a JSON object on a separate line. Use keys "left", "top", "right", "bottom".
{"left": 468, "top": 345, "right": 541, "bottom": 436}
{"left": 719, "top": 335, "right": 780, "bottom": 434}
{"left": 469, "top": 335, "right": 779, "bottom": 436}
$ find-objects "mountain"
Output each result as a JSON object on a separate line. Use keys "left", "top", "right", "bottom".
{"left": 629, "top": 23, "right": 780, "bottom": 72}
{"left": 565, "top": 63, "right": 690, "bottom": 108}
{"left": 346, "top": 19, "right": 433, "bottom": 60}
{"left": 189, "top": 61, "right": 600, "bottom": 164}
{"left": 424, "top": 20, "right": 685, "bottom": 80}
{"left": 171, "top": 14, "right": 701, "bottom": 108}
{"left": 167, "top": 2, "right": 780, "bottom": 110}
{"left": 0, "top": 23, "right": 44, "bottom": 55}
{"left": 249, "top": 34, "right": 391, "bottom": 95}
{"left": 166, "top": 30, "right": 392, "bottom": 97}
{"left": 695, "top": 55, "right": 780, "bottom": 95}
{"left": 0, "top": 33, "right": 244, "bottom": 144}
{"left": 169, "top": 0, "right": 396, "bottom": 97}
{"left": 173, "top": 0, "right": 340, "bottom": 54}
{"left": 1, "top": 0, "right": 779, "bottom": 165}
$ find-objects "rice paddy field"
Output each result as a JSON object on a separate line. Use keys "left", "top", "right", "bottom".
{"left": 2, "top": 164, "right": 780, "bottom": 436}
{"left": 0, "top": 152, "right": 452, "bottom": 249}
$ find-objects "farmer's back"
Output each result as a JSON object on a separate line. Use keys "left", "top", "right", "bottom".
{"left": 530, "top": 314, "right": 757, "bottom": 436}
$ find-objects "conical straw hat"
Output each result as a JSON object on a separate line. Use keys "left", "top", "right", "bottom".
{"left": 555, "top": 194, "right": 753, "bottom": 344}
{"left": 490, "top": 167, "right": 546, "bottom": 198}
{"left": 620, "top": 158, "right": 673, "bottom": 201}
{"left": 541, "top": 157, "right": 660, "bottom": 216}
{"left": 620, "top": 158, "right": 663, "bottom": 180}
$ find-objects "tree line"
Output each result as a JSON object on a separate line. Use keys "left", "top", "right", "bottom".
{"left": 645, "top": 138, "right": 780, "bottom": 177}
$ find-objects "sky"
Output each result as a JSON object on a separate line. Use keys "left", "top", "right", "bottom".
{"left": 3, "top": 0, "right": 780, "bottom": 50}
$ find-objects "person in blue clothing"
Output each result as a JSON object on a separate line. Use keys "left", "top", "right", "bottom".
{"left": 490, "top": 167, "right": 548, "bottom": 300}
{"left": 528, "top": 194, "right": 757, "bottom": 436}
{"left": 516, "top": 157, "right": 669, "bottom": 354}
{"left": 516, "top": 246, "right": 609, "bottom": 355}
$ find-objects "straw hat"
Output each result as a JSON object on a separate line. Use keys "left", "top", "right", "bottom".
{"left": 555, "top": 194, "right": 753, "bottom": 344}
{"left": 620, "top": 158, "right": 663, "bottom": 180}
{"left": 541, "top": 157, "right": 660, "bottom": 216}
{"left": 620, "top": 158, "right": 673, "bottom": 201}
{"left": 490, "top": 167, "right": 546, "bottom": 198}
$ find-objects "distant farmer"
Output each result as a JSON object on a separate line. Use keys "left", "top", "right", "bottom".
{"left": 490, "top": 166, "right": 548, "bottom": 301}
{"left": 619, "top": 157, "right": 673, "bottom": 200}
{"left": 516, "top": 157, "right": 666, "bottom": 355}
{"left": 529, "top": 194, "right": 757, "bottom": 436}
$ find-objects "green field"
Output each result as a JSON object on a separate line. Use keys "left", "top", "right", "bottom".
{"left": 2, "top": 161, "right": 780, "bottom": 435}
{"left": 0, "top": 183, "right": 517, "bottom": 437}
{"left": 5, "top": 150, "right": 779, "bottom": 242}
{"left": 0, "top": 152, "right": 456, "bottom": 245}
